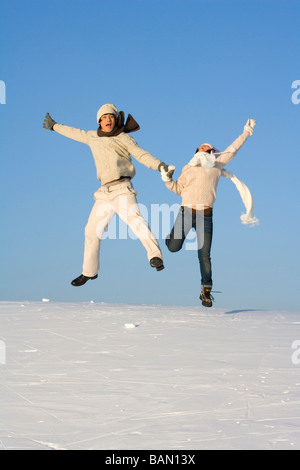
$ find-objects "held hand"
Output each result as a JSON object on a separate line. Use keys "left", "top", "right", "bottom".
{"left": 43, "top": 112, "right": 57, "bottom": 131}
{"left": 158, "top": 162, "right": 169, "bottom": 172}
{"left": 158, "top": 162, "right": 175, "bottom": 175}
{"left": 161, "top": 165, "right": 175, "bottom": 182}
{"left": 244, "top": 119, "right": 256, "bottom": 136}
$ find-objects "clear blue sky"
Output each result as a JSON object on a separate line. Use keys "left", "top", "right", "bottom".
{"left": 1, "top": 0, "right": 299, "bottom": 311}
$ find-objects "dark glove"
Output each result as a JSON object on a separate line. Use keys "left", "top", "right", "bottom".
{"left": 158, "top": 162, "right": 169, "bottom": 172}
{"left": 166, "top": 166, "right": 175, "bottom": 178}
{"left": 43, "top": 112, "right": 57, "bottom": 131}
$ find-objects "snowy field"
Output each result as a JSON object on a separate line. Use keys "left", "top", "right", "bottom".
{"left": 1, "top": 300, "right": 300, "bottom": 450}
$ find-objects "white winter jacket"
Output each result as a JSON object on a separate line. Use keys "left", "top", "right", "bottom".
{"left": 166, "top": 131, "right": 249, "bottom": 208}
{"left": 53, "top": 124, "right": 162, "bottom": 185}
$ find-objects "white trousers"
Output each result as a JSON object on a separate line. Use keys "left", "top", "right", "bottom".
{"left": 82, "top": 180, "right": 163, "bottom": 276}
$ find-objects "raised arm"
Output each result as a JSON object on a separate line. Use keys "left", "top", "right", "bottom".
{"left": 43, "top": 113, "right": 89, "bottom": 145}
{"left": 216, "top": 119, "right": 256, "bottom": 168}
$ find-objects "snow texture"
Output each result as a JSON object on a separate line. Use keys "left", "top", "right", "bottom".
{"left": 1, "top": 301, "right": 300, "bottom": 450}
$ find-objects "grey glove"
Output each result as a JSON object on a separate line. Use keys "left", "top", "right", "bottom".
{"left": 43, "top": 112, "right": 57, "bottom": 131}
{"left": 158, "top": 162, "right": 169, "bottom": 172}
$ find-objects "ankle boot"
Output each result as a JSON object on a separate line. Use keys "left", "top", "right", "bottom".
{"left": 200, "top": 287, "right": 213, "bottom": 307}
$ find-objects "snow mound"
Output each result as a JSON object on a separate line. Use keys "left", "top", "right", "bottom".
{"left": 0, "top": 301, "right": 300, "bottom": 450}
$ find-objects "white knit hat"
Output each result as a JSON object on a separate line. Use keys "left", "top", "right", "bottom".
{"left": 97, "top": 104, "right": 118, "bottom": 123}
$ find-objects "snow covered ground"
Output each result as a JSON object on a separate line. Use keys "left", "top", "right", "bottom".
{"left": 1, "top": 301, "right": 300, "bottom": 450}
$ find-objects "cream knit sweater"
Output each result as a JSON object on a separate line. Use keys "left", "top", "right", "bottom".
{"left": 166, "top": 131, "right": 249, "bottom": 208}
{"left": 53, "top": 124, "right": 161, "bottom": 185}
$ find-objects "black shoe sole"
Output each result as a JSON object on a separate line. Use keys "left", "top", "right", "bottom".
{"left": 150, "top": 257, "right": 165, "bottom": 271}
{"left": 201, "top": 300, "right": 213, "bottom": 308}
{"left": 71, "top": 275, "right": 98, "bottom": 287}
{"left": 155, "top": 264, "right": 165, "bottom": 271}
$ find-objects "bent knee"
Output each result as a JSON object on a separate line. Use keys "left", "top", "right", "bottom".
{"left": 165, "top": 238, "right": 182, "bottom": 253}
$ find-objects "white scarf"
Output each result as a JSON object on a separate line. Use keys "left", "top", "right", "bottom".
{"left": 221, "top": 169, "right": 259, "bottom": 226}
{"left": 189, "top": 152, "right": 259, "bottom": 226}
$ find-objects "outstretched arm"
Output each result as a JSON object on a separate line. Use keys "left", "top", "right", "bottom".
{"left": 43, "top": 113, "right": 89, "bottom": 145}
{"left": 123, "top": 134, "right": 174, "bottom": 174}
{"left": 216, "top": 119, "right": 256, "bottom": 168}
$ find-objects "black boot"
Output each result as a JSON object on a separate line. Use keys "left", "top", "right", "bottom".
{"left": 150, "top": 257, "right": 165, "bottom": 271}
{"left": 71, "top": 274, "right": 98, "bottom": 287}
{"left": 200, "top": 288, "right": 214, "bottom": 307}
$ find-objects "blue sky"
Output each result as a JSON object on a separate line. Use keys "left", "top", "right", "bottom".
{"left": 1, "top": 0, "right": 299, "bottom": 311}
